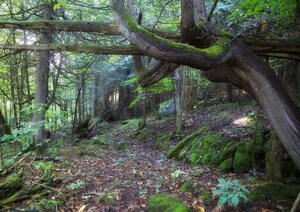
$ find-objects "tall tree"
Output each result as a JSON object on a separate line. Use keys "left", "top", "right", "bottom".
{"left": 110, "top": 0, "right": 300, "bottom": 170}
{"left": 31, "top": 1, "right": 55, "bottom": 149}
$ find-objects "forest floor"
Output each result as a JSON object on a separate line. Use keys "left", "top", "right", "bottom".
{"left": 3, "top": 101, "right": 295, "bottom": 211}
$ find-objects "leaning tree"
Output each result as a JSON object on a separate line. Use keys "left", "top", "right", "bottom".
{"left": 0, "top": 0, "right": 299, "bottom": 169}
{"left": 109, "top": 0, "right": 300, "bottom": 170}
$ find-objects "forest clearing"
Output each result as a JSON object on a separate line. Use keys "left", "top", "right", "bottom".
{"left": 0, "top": 0, "right": 300, "bottom": 211}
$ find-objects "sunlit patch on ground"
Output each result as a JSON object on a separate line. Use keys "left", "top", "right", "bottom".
{"left": 233, "top": 116, "right": 250, "bottom": 127}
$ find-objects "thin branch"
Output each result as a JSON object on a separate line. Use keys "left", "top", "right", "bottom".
{"left": 207, "top": 0, "right": 219, "bottom": 22}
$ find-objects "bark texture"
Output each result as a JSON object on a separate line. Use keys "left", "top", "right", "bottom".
{"left": 31, "top": 2, "right": 55, "bottom": 148}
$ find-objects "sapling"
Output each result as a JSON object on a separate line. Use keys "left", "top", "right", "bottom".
{"left": 212, "top": 178, "right": 249, "bottom": 207}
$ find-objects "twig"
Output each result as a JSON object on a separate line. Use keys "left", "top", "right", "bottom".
{"left": 291, "top": 192, "right": 300, "bottom": 212}
{"left": 8, "top": 152, "right": 31, "bottom": 170}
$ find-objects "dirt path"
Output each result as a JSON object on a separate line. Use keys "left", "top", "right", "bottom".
{"left": 57, "top": 126, "right": 255, "bottom": 212}
{"left": 54, "top": 104, "right": 288, "bottom": 211}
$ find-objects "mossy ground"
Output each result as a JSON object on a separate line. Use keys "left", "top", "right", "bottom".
{"left": 147, "top": 194, "right": 191, "bottom": 212}
{"left": 249, "top": 182, "right": 300, "bottom": 202}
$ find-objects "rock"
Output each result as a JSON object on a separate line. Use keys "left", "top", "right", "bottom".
{"left": 147, "top": 194, "right": 191, "bottom": 212}
{"left": 219, "top": 158, "right": 233, "bottom": 172}
{"left": 159, "top": 100, "right": 176, "bottom": 117}
{"left": 249, "top": 182, "right": 300, "bottom": 202}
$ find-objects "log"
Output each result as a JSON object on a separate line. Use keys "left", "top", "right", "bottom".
{"left": 0, "top": 183, "right": 48, "bottom": 206}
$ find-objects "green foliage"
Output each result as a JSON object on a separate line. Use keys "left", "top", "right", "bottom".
{"left": 98, "top": 192, "right": 117, "bottom": 203}
{"left": 34, "top": 161, "right": 54, "bottom": 181}
{"left": 38, "top": 198, "right": 61, "bottom": 210}
{"left": 212, "top": 178, "right": 249, "bottom": 207}
{"left": 171, "top": 170, "right": 186, "bottom": 179}
{"left": 125, "top": 77, "right": 173, "bottom": 108}
{"left": 67, "top": 179, "right": 85, "bottom": 190}
{"left": 0, "top": 121, "right": 39, "bottom": 152}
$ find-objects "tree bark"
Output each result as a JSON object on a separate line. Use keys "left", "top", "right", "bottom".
{"left": 31, "top": 2, "right": 55, "bottom": 149}
{"left": 0, "top": 108, "right": 11, "bottom": 136}
{"left": 110, "top": 0, "right": 300, "bottom": 170}
{"left": 0, "top": 22, "right": 299, "bottom": 59}
{"left": 174, "top": 66, "right": 187, "bottom": 135}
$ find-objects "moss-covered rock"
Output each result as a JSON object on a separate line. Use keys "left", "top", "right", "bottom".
{"left": 233, "top": 139, "right": 264, "bottom": 173}
{"left": 233, "top": 151, "right": 253, "bottom": 173}
{"left": 249, "top": 182, "right": 300, "bottom": 202}
{"left": 147, "top": 194, "right": 191, "bottom": 212}
{"left": 155, "top": 133, "right": 171, "bottom": 150}
{"left": 167, "top": 125, "right": 210, "bottom": 159}
{"left": 219, "top": 158, "right": 233, "bottom": 172}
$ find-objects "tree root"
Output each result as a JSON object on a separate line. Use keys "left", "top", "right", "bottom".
{"left": 291, "top": 192, "right": 300, "bottom": 212}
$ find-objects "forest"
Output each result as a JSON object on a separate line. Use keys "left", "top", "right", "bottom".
{"left": 0, "top": 0, "right": 300, "bottom": 211}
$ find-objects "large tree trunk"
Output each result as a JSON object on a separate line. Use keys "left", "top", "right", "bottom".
{"left": 31, "top": 2, "right": 55, "bottom": 149}
{"left": 110, "top": 0, "right": 300, "bottom": 170}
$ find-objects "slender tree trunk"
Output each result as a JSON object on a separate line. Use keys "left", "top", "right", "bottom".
{"left": 174, "top": 66, "right": 187, "bottom": 135}
{"left": 0, "top": 108, "right": 11, "bottom": 136}
{"left": 9, "top": 32, "right": 19, "bottom": 127}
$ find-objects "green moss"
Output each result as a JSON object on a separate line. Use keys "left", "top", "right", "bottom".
{"left": 233, "top": 139, "right": 264, "bottom": 173}
{"left": 155, "top": 133, "right": 171, "bottom": 150}
{"left": 180, "top": 180, "right": 195, "bottom": 194}
{"left": 219, "top": 158, "right": 233, "bottom": 172}
{"left": 202, "top": 152, "right": 214, "bottom": 165}
{"left": 249, "top": 182, "right": 300, "bottom": 202}
{"left": 0, "top": 174, "right": 22, "bottom": 190}
{"left": 118, "top": 4, "right": 229, "bottom": 59}
{"left": 233, "top": 151, "right": 252, "bottom": 173}
{"left": 147, "top": 194, "right": 191, "bottom": 212}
